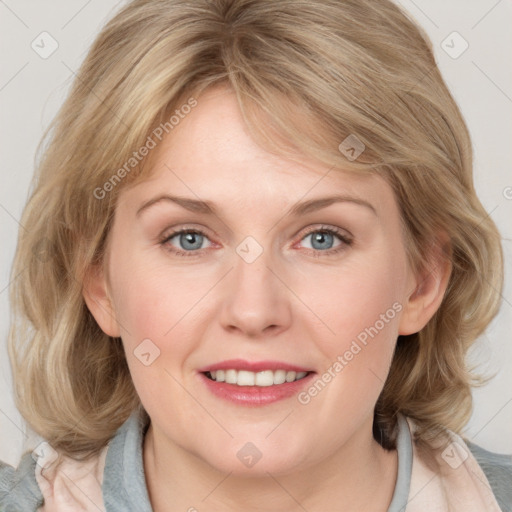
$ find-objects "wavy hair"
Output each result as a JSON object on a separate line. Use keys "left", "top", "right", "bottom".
{"left": 8, "top": 0, "right": 503, "bottom": 458}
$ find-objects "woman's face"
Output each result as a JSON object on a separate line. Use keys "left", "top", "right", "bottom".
{"left": 97, "top": 85, "right": 418, "bottom": 475}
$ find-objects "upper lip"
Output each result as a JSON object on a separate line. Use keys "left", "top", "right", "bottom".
{"left": 198, "top": 359, "right": 314, "bottom": 373}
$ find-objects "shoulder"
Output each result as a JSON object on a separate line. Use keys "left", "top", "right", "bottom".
{"left": 1, "top": 410, "right": 150, "bottom": 512}
{"left": 1, "top": 438, "right": 109, "bottom": 512}
{"left": 465, "top": 440, "right": 512, "bottom": 512}
{"left": 404, "top": 416, "right": 511, "bottom": 511}
{"left": 0, "top": 452, "right": 43, "bottom": 511}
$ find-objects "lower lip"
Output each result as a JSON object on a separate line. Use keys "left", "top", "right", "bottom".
{"left": 198, "top": 372, "right": 316, "bottom": 406}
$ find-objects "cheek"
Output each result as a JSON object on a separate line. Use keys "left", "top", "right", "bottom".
{"left": 109, "top": 267, "right": 193, "bottom": 414}
{"left": 107, "top": 253, "right": 220, "bottom": 400}
{"left": 303, "top": 250, "right": 406, "bottom": 342}
{"left": 298, "top": 250, "right": 405, "bottom": 403}
{"left": 294, "top": 273, "right": 402, "bottom": 434}
{"left": 111, "top": 236, "right": 406, "bottom": 355}
{"left": 109, "top": 254, "right": 211, "bottom": 339}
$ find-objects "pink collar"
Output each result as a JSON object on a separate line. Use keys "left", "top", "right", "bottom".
{"left": 34, "top": 416, "right": 504, "bottom": 511}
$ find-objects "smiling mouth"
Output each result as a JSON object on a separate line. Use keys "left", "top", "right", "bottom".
{"left": 203, "top": 369, "right": 312, "bottom": 387}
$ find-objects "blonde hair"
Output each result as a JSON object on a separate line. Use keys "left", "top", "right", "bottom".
{"left": 8, "top": 0, "right": 503, "bottom": 458}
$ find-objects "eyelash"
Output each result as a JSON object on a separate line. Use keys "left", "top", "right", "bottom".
{"left": 159, "top": 225, "right": 353, "bottom": 258}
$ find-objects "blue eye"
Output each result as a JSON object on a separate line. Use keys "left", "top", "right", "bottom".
{"left": 303, "top": 231, "right": 337, "bottom": 250}
{"left": 160, "top": 226, "right": 352, "bottom": 258}
{"left": 162, "top": 230, "right": 211, "bottom": 256}
{"left": 299, "top": 227, "right": 352, "bottom": 255}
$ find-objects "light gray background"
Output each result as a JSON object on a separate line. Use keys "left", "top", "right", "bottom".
{"left": 0, "top": 0, "right": 511, "bottom": 467}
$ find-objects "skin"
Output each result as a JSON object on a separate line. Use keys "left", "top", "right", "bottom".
{"left": 84, "top": 85, "right": 451, "bottom": 512}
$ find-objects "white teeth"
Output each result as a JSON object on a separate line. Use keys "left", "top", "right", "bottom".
{"left": 285, "top": 371, "right": 296, "bottom": 382}
{"left": 255, "top": 370, "right": 274, "bottom": 387}
{"left": 237, "top": 370, "right": 255, "bottom": 386}
{"left": 225, "top": 369, "right": 237, "bottom": 384}
{"left": 273, "top": 369, "right": 287, "bottom": 384}
{"left": 206, "top": 369, "right": 309, "bottom": 386}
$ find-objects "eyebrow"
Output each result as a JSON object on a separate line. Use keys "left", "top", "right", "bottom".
{"left": 135, "top": 194, "right": 377, "bottom": 218}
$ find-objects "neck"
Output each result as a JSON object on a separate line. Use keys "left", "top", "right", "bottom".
{"left": 143, "top": 416, "right": 398, "bottom": 512}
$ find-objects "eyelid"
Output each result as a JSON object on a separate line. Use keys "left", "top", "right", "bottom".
{"left": 292, "top": 225, "right": 353, "bottom": 256}
{"left": 158, "top": 223, "right": 216, "bottom": 242}
{"left": 158, "top": 225, "right": 216, "bottom": 257}
{"left": 298, "top": 224, "right": 353, "bottom": 243}
{"left": 159, "top": 223, "right": 353, "bottom": 258}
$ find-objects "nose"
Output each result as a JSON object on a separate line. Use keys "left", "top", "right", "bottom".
{"left": 218, "top": 244, "right": 292, "bottom": 338}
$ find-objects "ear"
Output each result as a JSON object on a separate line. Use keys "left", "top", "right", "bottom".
{"left": 398, "top": 233, "right": 452, "bottom": 336}
{"left": 82, "top": 263, "right": 121, "bottom": 337}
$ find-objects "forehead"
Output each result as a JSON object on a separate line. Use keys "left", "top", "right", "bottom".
{"left": 118, "top": 86, "right": 396, "bottom": 218}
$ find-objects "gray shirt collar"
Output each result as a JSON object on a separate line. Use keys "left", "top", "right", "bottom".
{"left": 101, "top": 411, "right": 413, "bottom": 511}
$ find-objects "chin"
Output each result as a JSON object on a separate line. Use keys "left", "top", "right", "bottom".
{"left": 198, "top": 440, "right": 307, "bottom": 477}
